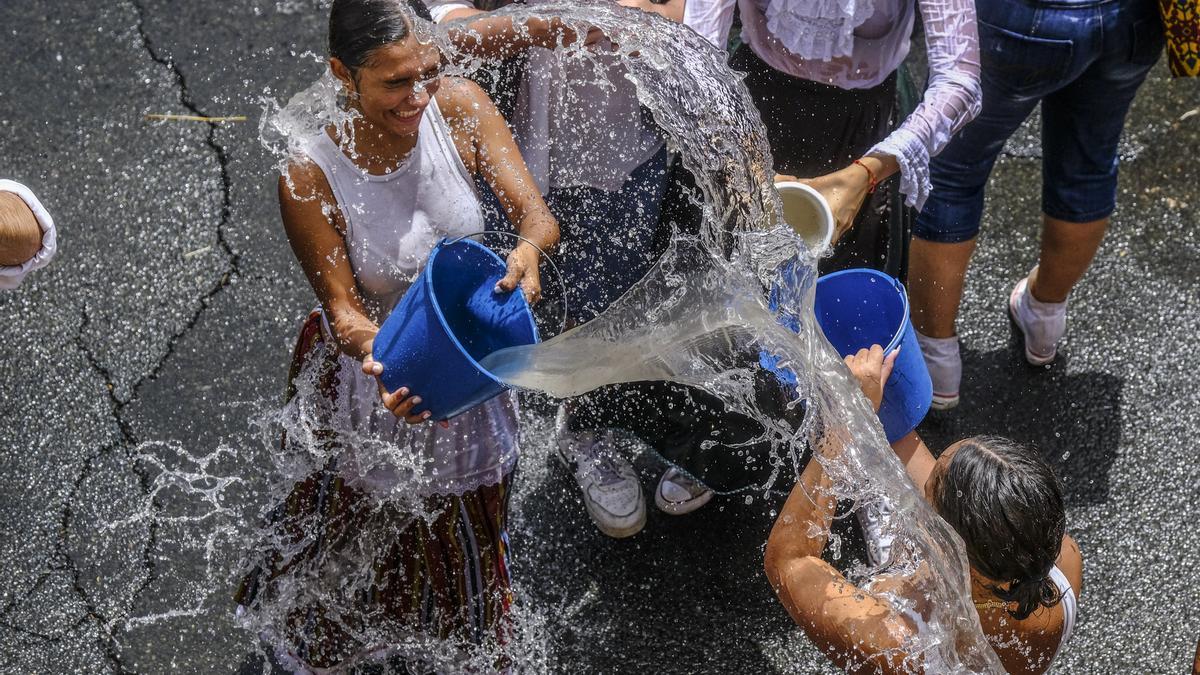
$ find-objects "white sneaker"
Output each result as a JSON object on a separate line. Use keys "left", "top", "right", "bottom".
{"left": 857, "top": 497, "right": 896, "bottom": 568}
{"left": 556, "top": 427, "right": 646, "bottom": 538}
{"left": 1008, "top": 272, "right": 1066, "bottom": 366}
{"left": 654, "top": 468, "right": 714, "bottom": 515}
{"left": 915, "top": 331, "right": 961, "bottom": 411}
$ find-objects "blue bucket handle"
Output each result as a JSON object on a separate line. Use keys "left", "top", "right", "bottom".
{"left": 445, "top": 230, "right": 570, "bottom": 336}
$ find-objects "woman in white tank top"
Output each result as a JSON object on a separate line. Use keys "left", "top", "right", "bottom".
{"left": 234, "top": 1, "right": 559, "bottom": 671}
{"left": 763, "top": 347, "right": 1082, "bottom": 674}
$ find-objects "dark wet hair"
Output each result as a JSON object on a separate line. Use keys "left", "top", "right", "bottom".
{"left": 931, "top": 436, "right": 1066, "bottom": 620}
{"left": 328, "top": 0, "right": 432, "bottom": 74}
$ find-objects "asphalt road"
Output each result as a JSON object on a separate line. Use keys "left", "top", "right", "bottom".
{"left": 1, "top": 2, "right": 1198, "bottom": 673}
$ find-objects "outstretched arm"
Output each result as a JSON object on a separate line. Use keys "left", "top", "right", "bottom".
{"left": 430, "top": 2, "right": 599, "bottom": 60}
{"left": 765, "top": 428, "right": 913, "bottom": 673}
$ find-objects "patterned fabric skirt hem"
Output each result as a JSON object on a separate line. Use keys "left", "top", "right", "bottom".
{"left": 235, "top": 311, "right": 514, "bottom": 672}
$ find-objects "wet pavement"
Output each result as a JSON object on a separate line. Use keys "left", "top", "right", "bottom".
{"left": 1, "top": 2, "right": 1197, "bottom": 673}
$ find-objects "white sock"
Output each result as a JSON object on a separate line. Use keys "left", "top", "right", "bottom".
{"left": 915, "top": 331, "right": 961, "bottom": 397}
{"left": 1012, "top": 274, "right": 1068, "bottom": 360}
{"left": 1017, "top": 280, "right": 1067, "bottom": 322}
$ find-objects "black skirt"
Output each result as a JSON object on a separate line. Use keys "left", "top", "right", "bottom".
{"left": 731, "top": 43, "right": 910, "bottom": 280}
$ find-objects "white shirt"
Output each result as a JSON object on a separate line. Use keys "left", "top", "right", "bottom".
{"left": 429, "top": 0, "right": 665, "bottom": 193}
{"left": 301, "top": 98, "right": 518, "bottom": 497}
{"left": 0, "top": 179, "right": 57, "bottom": 290}
{"left": 684, "top": 0, "right": 982, "bottom": 209}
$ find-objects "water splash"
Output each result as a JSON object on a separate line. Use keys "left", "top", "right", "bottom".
{"left": 134, "top": 2, "right": 1007, "bottom": 671}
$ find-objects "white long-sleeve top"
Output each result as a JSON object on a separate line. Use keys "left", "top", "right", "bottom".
{"left": 684, "top": 0, "right": 981, "bottom": 209}
{"left": 0, "top": 179, "right": 57, "bottom": 290}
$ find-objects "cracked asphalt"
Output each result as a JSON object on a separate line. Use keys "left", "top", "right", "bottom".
{"left": 1, "top": 2, "right": 1197, "bottom": 673}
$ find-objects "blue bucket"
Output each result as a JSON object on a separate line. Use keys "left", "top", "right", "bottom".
{"left": 812, "top": 268, "right": 932, "bottom": 442}
{"left": 371, "top": 237, "right": 540, "bottom": 421}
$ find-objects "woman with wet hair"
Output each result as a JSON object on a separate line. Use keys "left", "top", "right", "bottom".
{"left": 235, "top": 0, "right": 558, "bottom": 670}
{"left": 765, "top": 346, "right": 1082, "bottom": 674}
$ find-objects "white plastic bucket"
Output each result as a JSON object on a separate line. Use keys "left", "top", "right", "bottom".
{"left": 773, "top": 181, "right": 834, "bottom": 253}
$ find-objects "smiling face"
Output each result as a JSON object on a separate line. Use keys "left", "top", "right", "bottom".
{"left": 332, "top": 36, "right": 442, "bottom": 139}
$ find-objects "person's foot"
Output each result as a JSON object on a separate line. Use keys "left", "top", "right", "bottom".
{"left": 1008, "top": 272, "right": 1067, "bottom": 366}
{"left": 915, "top": 331, "right": 961, "bottom": 411}
{"left": 654, "top": 467, "right": 714, "bottom": 515}
{"left": 556, "top": 428, "right": 646, "bottom": 538}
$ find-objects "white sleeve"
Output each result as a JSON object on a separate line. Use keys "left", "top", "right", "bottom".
{"left": 426, "top": 0, "right": 475, "bottom": 23}
{"left": 683, "top": 0, "right": 738, "bottom": 50}
{"left": 867, "top": 0, "right": 981, "bottom": 210}
{"left": 0, "top": 179, "right": 57, "bottom": 290}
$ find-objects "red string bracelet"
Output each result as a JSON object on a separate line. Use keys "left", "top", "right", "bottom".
{"left": 852, "top": 159, "right": 879, "bottom": 194}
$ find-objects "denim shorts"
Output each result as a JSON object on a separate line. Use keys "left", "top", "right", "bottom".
{"left": 914, "top": 0, "right": 1165, "bottom": 243}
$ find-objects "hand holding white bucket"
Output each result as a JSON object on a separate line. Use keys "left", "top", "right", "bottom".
{"left": 772, "top": 181, "right": 835, "bottom": 253}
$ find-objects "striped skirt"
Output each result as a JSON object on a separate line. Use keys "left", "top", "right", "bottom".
{"left": 235, "top": 312, "right": 514, "bottom": 671}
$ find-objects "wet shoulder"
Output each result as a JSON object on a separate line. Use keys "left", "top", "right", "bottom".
{"left": 435, "top": 76, "right": 492, "bottom": 127}
{"left": 1057, "top": 534, "right": 1084, "bottom": 597}
{"left": 435, "top": 77, "right": 494, "bottom": 173}
{"left": 279, "top": 155, "right": 334, "bottom": 205}
{"left": 980, "top": 597, "right": 1066, "bottom": 674}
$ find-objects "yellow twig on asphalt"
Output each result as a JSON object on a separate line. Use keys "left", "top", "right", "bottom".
{"left": 145, "top": 113, "right": 247, "bottom": 123}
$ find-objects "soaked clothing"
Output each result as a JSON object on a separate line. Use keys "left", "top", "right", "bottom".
{"left": 299, "top": 98, "right": 519, "bottom": 496}
{"left": 236, "top": 314, "right": 515, "bottom": 671}
{"left": 1048, "top": 565, "right": 1077, "bottom": 662}
{"left": 236, "top": 95, "right": 518, "bottom": 671}
{"left": 544, "top": 147, "right": 669, "bottom": 324}
{"left": 576, "top": 373, "right": 801, "bottom": 494}
{"left": 428, "top": 0, "right": 665, "bottom": 194}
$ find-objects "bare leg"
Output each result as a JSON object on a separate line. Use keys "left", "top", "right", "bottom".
{"left": 1028, "top": 214, "right": 1108, "bottom": 303}
{"left": 908, "top": 237, "right": 978, "bottom": 339}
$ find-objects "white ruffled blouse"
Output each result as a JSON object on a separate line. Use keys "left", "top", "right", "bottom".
{"left": 684, "top": 0, "right": 982, "bottom": 209}
{"left": 0, "top": 180, "right": 57, "bottom": 290}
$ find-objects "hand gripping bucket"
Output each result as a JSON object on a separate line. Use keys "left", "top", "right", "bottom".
{"left": 371, "top": 234, "right": 559, "bottom": 421}
{"left": 812, "top": 268, "right": 932, "bottom": 442}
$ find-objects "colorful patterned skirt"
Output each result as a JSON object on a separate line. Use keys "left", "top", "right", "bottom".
{"left": 235, "top": 312, "right": 514, "bottom": 672}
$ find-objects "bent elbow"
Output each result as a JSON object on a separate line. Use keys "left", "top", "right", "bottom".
{"left": 763, "top": 529, "right": 790, "bottom": 591}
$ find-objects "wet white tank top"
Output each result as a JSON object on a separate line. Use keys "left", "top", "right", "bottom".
{"left": 1048, "top": 565, "right": 1077, "bottom": 661}
{"left": 891, "top": 563, "right": 1077, "bottom": 671}
{"left": 301, "top": 97, "right": 519, "bottom": 497}
{"left": 304, "top": 98, "right": 486, "bottom": 311}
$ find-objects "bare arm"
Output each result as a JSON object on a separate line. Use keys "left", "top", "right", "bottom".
{"left": 617, "top": 0, "right": 686, "bottom": 23}
{"left": 439, "top": 78, "right": 560, "bottom": 301}
{"left": 0, "top": 191, "right": 43, "bottom": 267}
{"left": 278, "top": 164, "right": 376, "bottom": 360}
{"left": 437, "top": 6, "right": 596, "bottom": 60}
{"left": 841, "top": 344, "right": 937, "bottom": 490}
{"left": 278, "top": 162, "right": 427, "bottom": 423}
{"left": 765, "top": 429, "right": 913, "bottom": 673}
{"left": 889, "top": 430, "right": 938, "bottom": 492}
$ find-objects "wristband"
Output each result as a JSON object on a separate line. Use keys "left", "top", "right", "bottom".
{"left": 852, "top": 159, "right": 879, "bottom": 194}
